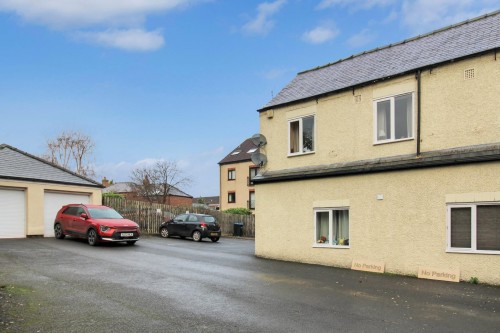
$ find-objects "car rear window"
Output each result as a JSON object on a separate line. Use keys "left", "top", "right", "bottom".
{"left": 88, "top": 207, "right": 123, "bottom": 219}
{"left": 204, "top": 216, "right": 216, "bottom": 223}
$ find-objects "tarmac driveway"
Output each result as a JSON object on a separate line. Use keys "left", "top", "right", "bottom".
{"left": 1, "top": 236, "right": 499, "bottom": 332}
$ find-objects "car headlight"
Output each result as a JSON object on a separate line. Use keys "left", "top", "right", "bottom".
{"left": 100, "top": 225, "right": 111, "bottom": 232}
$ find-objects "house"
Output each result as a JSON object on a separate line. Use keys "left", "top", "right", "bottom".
{"left": 193, "top": 196, "right": 220, "bottom": 210}
{"left": 253, "top": 11, "right": 500, "bottom": 284}
{"left": 102, "top": 181, "right": 193, "bottom": 206}
{"left": 218, "top": 138, "right": 259, "bottom": 212}
{"left": 0, "top": 144, "right": 103, "bottom": 238}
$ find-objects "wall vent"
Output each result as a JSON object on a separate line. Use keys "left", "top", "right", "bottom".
{"left": 464, "top": 68, "right": 475, "bottom": 80}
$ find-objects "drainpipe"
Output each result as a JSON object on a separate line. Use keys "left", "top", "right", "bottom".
{"left": 416, "top": 69, "right": 422, "bottom": 156}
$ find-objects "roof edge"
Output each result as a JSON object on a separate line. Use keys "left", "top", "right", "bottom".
{"left": 253, "top": 143, "right": 500, "bottom": 184}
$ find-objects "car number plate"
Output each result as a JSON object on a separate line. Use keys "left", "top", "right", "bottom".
{"left": 121, "top": 233, "right": 134, "bottom": 237}
{"left": 210, "top": 232, "right": 218, "bottom": 236}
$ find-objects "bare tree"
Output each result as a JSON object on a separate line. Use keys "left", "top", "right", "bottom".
{"left": 42, "top": 131, "right": 95, "bottom": 178}
{"left": 130, "top": 160, "right": 191, "bottom": 204}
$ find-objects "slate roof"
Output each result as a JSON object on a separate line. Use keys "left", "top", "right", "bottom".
{"left": 218, "top": 138, "right": 259, "bottom": 165}
{"left": 260, "top": 10, "right": 500, "bottom": 111}
{"left": 0, "top": 144, "right": 102, "bottom": 187}
{"left": 103, "top": 182, "right": 192, "bottom": 198}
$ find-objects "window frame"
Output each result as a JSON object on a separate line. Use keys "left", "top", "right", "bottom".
{"left": 313, "top": 207, "right": 350, "bottom": 249}
{"left": 228, "top": 192, "right": 236, "bottom": 203}
{"left": 248, "top": 191, "right": 255, "bottom": 210}
{"left": 227, "top": 168, "right": 236, "bottom": 181}
{"left": 447, "top": 203, "right": 500, "bottom": 255}
{"left": 288, "top": 115, "right": 315, "bottom": 156}
{"left": 373, "top": 92, "right": 414, "bottom": 144}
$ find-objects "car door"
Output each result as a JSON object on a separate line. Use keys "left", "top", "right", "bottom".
{"left": 185, "top": 214, "right": 199, "bottom": 236}
{"left": 71, "top": 206, "right": 88, "bottom": 235}
{"left": 60, "top": 206, "right": 78, "bottom": 233}
{"left": 169, "top": 214, "right": 187, "bottom": 236}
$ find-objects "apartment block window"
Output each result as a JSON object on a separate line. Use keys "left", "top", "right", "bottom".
{"left": 248, "top": 191, "right": 255, "bottom": 210}
{"left": 248, "top": 167, "right": 258, "bottom": 186}
{"left": 448, "top": 204, "right": 500, "bottom": 253}
{"left": 374, "top": 93, "right": 413, "bottom": 143}
{"left": 314, "top": 208, "right": 349, "bottom": 247}
{"left": 289, "top": 115, "right": 315, "bottom": 155}
{"left": 228, "top": 192, "right": 236, "bottom": 203}
{"left": 228, "top": 169, "right": 236, "bottom": 180}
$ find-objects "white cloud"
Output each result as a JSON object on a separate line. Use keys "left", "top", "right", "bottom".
{"left": 0, "top": 0, "right": 205, "bottom": 51}
{"left": 302, "top": 24, "right": 339, "bottom": 44}
{"left": 400, "top": 0, "right": 495, "bottom": 33}
{"left": 242, "top": 0, "right": 287, "bottom": 35}
{"left": 347, "top": 28, "right": 376, "bottom": 48}
{"left": 0, "top": 0, "right": 199, "bottom": 28}
{"left": 77, "top": 29, "right": 165, "bottom": 52}
{"left": 316, "top": 0, "right": 395, "bottom": 10}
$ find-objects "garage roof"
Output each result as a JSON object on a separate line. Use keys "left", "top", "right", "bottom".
{"left": 0, "top": 144, "right": 103, "bottom": 188}
{"left": 259, "top": 10, "right": 500, "bottom": 111}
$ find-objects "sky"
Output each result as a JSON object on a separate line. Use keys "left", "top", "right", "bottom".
{"left": 0, "top": 0, "right": 498, "bottom": 198}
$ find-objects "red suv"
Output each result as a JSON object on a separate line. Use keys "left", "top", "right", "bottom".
{"left": 54, "top": 204, "right": 140, "bottom": 246}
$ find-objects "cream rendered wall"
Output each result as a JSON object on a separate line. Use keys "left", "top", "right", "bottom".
{"left": 259, "top": 53, "right": 499, "bottom": 173}
{"left": 255, "top": 162, "right": 500, "bottom": 284}
{"left": 0, "top": 179, "right": 101, "bottom": 236}
{"left": 219, "top": 162, "right": 255, "bottom": 211}
{"left": 420, "top": 53, "right": 500, "bottom": 151}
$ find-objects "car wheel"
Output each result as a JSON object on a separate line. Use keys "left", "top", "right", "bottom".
{"left": 192, "top": 230, "right": 202, "bottom": 242}
{"left": 160, "top": 227, "right": 170, "bottom": 238}
{"left": 211, "top": 237, "right": 219, "bottom": 243}
{"left": 54, "top": 223, "right": 65, "bottom": 239}
{"left": 126, "top": 241, "right": 136, "bottom": 246}
{"left": 87, "top": 229, "right": 98, "bottom": 246}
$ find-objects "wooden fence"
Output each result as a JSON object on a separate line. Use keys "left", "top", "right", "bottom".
{"left": 103, "top": 197, "right": 255, "bottom": 238}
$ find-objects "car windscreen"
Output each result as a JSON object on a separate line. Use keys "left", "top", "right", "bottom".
{"left": 88, "top": 208, "right": 123, "bottom": 219}
{"left": 204, "top": 216, "right": 216, "bottom": 223}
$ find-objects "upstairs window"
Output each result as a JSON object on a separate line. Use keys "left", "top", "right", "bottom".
{"left": 374, "top": 93, "right": 413, "bottom": 143}
{"left": 289, "top": 115, "right": 315, "bottom": 155}
{"left": 228, "top": 169, "right": 236, "bottom": 180}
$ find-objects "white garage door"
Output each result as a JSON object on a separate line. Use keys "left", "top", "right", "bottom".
{"left": 0, "top": 188, "right": 26, "bottom": 238}
{"left": 44, "top": 192, "right": 90, "bottom": 237}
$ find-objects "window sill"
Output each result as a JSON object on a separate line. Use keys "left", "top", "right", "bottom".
{"left": 288, "top": 151, "right": 315, "bottom": 158}
{"left": 373, "top": 137, "right": 414, "bottom": 146}
{"left": 446, "top": 249, "right": 500, "bottom": 255}
{"left": 313, "top": 244, "right": 350, "bottom": 249}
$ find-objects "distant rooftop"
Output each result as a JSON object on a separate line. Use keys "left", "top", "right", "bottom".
{"left": 218, "top": 138, "right": 259, "bottom": 165}
{"left": 103, "top": 181, "right": 192, "bottom": 198}
{"left": 260, "top": 10, "right": 500, "bottom": 111}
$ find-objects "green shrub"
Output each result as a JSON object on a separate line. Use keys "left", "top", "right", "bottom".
{"left": 469, "top": 277, "right": 479, "bottom": 284}
{"left": 224, "top": 208, "right": 252, "bottom": 215}
{"left": 102, "top": 192, "right": 124, "bottom": 199}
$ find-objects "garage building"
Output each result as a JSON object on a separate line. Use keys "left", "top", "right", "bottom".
{"left": 0, "top": 144, "right": 103, "bottom": 238}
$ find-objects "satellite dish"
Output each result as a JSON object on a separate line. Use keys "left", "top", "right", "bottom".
{"left": 251, "top": 133, "right": 267, "bottom": 147}
{"left": 251, "top": 152, "right": 268, "bottom": 167}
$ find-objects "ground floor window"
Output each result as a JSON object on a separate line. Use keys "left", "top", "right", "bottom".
{"left": 448, "top": 203, "right": 500, "bottom": 254}
{"left": 314, "top": 208, "right": 349, "bottom": 247}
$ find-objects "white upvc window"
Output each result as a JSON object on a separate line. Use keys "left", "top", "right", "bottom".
{"left": 314, "top": 208, "right": 349, "bottom": 248}
{"left": 288, "top": 115, "right": 315, "bottom": 155}
{"left": 373, "top": 92, "right": 414, "bottom": 144}
{"left": 447, "top": 203, "right": 500, "bottom": 254}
